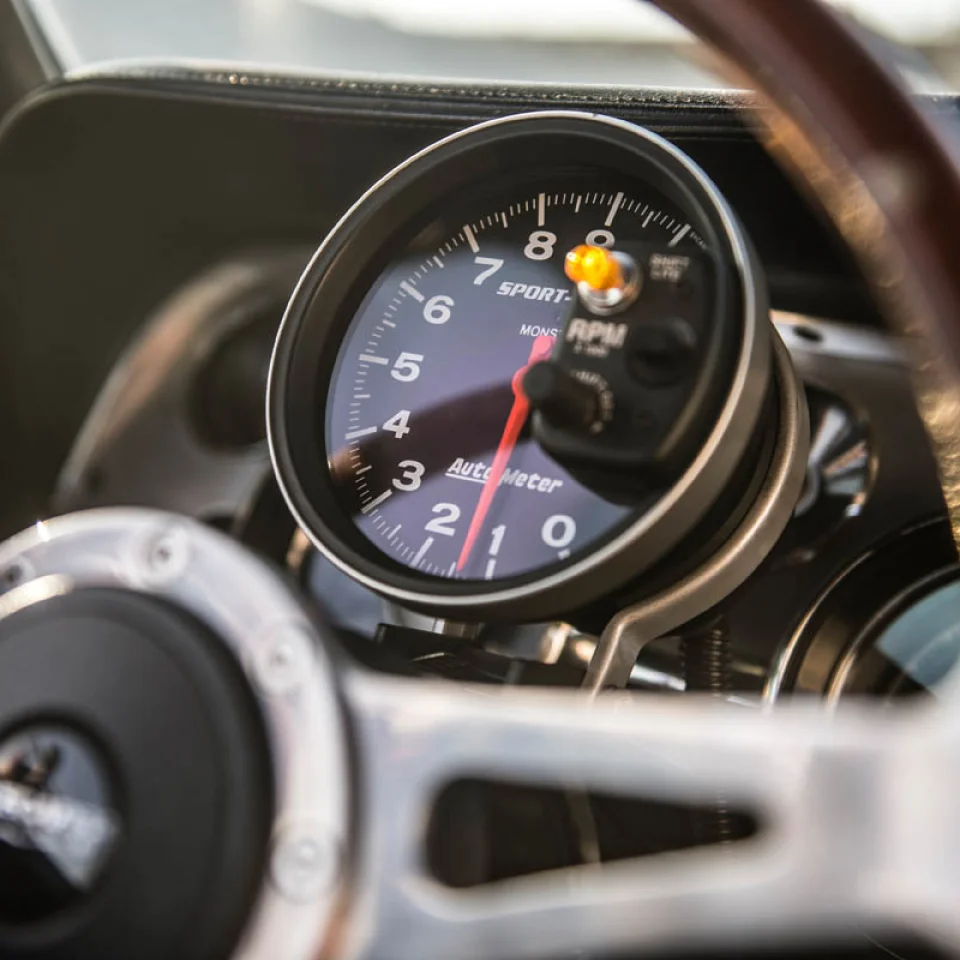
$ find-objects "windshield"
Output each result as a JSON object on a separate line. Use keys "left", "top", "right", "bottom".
{"left": 25, "top": 0, "right": 960, "bottom": 89}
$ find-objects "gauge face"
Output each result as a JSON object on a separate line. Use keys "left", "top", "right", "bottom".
{"left": 325, "top": 177, "right": 700, "bottom": 582}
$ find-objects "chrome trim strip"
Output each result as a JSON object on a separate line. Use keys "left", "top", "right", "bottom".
{"left": 585, "top": 329, "right": 809, "bottom": 690}
{"left": 773, "top": 311, "right": 904, "bottom": 366}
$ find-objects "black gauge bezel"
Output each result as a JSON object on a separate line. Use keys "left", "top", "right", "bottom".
{"left": 268, "top": 111, "right": 770, "bottom": 620}
{"left": 836, "top": 563, "right": 960, "bottom": 698}
{"left": 764, "top": 519, "right": 958, "bottom": 700}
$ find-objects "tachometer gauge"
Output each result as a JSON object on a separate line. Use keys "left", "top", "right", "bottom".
{"left": 269, "top": 112, "right": 789, "bottom": 620}
{"left": 329, "top": 182, "right": 698, "bottom": 582}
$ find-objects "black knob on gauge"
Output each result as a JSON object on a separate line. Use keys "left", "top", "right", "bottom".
{"left": 628, "top": 318, "right": 699, "bottom": 385}
{"left": 523, "top": 361, "right": 599, "bottom": 432}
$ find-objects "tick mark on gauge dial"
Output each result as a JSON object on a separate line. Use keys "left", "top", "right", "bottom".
{"left": 669, "top": 223, "right": 692, "bottom": 247}
{"left": 605, "top": 191, "right": 623, "bottom": 226}
{"left": 412, "top": 537, "right": 435, "bottom": 567}
{"left": 361, "top": 490, "right": 393, "bottom": 515}
{"left": 400, "top": 281, "right": 425, "bottom": 302}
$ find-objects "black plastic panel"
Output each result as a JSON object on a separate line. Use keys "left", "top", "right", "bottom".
{"left": 0, "top": 70, "right": 955, "bottom": 535}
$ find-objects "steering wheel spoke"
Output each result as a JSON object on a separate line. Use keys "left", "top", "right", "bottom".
{"left": 340, "top": 671, "right": 949, "bottom": 959}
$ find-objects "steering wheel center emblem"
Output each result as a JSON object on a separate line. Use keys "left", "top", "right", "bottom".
{"left": 0, "top": 726, "right": 120, "bottom": 923}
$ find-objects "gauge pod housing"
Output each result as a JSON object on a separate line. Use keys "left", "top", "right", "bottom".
{"left": 268, "top": 111, "right": 785, "bottom": 621}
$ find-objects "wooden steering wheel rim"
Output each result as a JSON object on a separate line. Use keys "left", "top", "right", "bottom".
{"left": 652, "top": 0, "right": 960, "bottom": 546}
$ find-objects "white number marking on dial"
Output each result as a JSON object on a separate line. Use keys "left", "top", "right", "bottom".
{"left": 423, "top": 294, "right": 454, "bottom": 324}
{"left": 524, "top": 230, "right": 557, "bottom": 261}
{"left": 541, "top": 514, "right": 577, "bottom": 550}
{"left": 585, "top": 229, "right": 615, "bottom": 248}
{"left": 473, "top": 256, "right": 504, "bottom": 285}
{"left": 483, "top": 522, "right": 509, "bottom": 580}
{"left": 382, "top": 409, "right": 411, "bottom": 439}
{"left": 425, "top": 503, "right": 461, "bottom": 536}
{"left": 392, "top": 460, "right": 425, "bottom": 492}
{"left": 391, "top": 352, "right": 423, "bottom": 382}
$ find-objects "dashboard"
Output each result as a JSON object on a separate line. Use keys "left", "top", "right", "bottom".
{"left": 0, "top": 70, "right": 888, "bottom": 534}
{"left": 0, "top": 70, "right": 955, "bottom": 696}
{"left": 1, "top": 60, "right": 960, "bottom": 960}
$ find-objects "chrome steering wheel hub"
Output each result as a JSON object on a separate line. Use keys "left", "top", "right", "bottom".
{"left": 3, "top": 510, "right": 960, "bottom": 959}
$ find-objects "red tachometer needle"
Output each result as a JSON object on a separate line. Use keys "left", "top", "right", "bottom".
{"left": 456, "top": 334, "right": 556, "bottom": 572}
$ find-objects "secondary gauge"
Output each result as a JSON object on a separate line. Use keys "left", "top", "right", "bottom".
{"left": 764, "top": 521, "right": 960, "bottom": 704}
{"left": 268, "top": 112, "right": 798, "bottom": 620}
